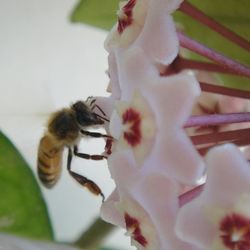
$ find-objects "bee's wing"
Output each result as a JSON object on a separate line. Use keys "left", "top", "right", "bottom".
{"left": 37, "top": 135, "right": 63, "bottom": 188}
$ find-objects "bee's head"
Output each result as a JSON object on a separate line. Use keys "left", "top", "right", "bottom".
{"left": 71, "top": 101, "right": 104, "bottom": 126}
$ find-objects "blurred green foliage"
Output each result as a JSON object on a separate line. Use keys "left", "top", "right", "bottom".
{"left": 0, "top": 131, "right": 53, "bottom": 240}
{"left": 71, "top": 0, "right": 119, "bottom": 30}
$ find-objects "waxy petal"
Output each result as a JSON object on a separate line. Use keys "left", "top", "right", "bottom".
{"left": 103, "top": 151, "right": 197, "bottom": 249}
{"left": 110, "top": 66, "right": 205, "bottom": 184}
{"left": 106, "top": 0, "right": 182, "bottom": 64}
{"left": 107, "top": 52, "right": 121, "bottom": 99}
{"left": 101, "top": 189, "right": 125, "bottom": 227}
{"left": 176, "top": 144, "right": 250, "bottom": 249}
{"left": 135, "top": 6, "right": 179, "bottom": 64}
{"left": 116, "top": 47, "right": 159, "bottom": 100}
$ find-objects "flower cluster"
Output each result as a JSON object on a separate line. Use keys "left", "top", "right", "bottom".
{"left": 92, "top": 0, "right": 250, "bottom": 249}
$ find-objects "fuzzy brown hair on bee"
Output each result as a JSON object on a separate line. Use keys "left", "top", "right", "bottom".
{"left": 37, "top": 99, "right": 110, "bottom": 201}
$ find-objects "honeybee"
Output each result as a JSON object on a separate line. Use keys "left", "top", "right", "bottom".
{"left": 37, "top": 98, "right": 110, "bottom": 201}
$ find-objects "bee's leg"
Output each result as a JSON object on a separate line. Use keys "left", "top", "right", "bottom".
{"left": 80, "top": 129, "right": 112, "bottom": 139}
{"left": 80, "top": 130, "right": 113, "bottom": 155}
{"left": 67, "top": 147, "right": 105, "bottom": 202}
{"left": 73, "top": 146, "right": 107, "bottom": 160}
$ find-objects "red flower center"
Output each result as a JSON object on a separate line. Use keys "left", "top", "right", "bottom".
{"left": 220, "top": 213, "right": 250, "bottom": 249}
{"left": 125, "top": 212, "right": 148, "bottom": 247}
{"left": 117, "top": 0, "right": 136, "bottom": 34}
{"left": 122, "top": 108, "right": 141, "bottom": 147}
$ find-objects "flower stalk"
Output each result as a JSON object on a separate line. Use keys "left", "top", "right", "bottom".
{"left": 199, "top": 82, "right": 250, "bottom": 99}
{"left": 164, "top": 56, "right": 246, "bottom": 75}
{"left": 178, "top": 32, "right": 250, "bottom": 77}
{"left": 185, "top": 112, "right": 250, "bottom": 128}
{"left": 179, "top": 1, "right": 250, "bottom": 52}
{"left": 179, "top": 184, "right": 204, "bottom": 207}
{"left": 190, "top": 127, "right": 250, "bottom": 146}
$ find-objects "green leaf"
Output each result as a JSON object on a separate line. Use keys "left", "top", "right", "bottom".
{"left": 0, "top": 131, "right": 53, "bottom": 240}
{"left": 173, "top": 0, "right": 250, "bottom": 90}
{"left": 70, "top": 0, "right": 119, "bottom": 30}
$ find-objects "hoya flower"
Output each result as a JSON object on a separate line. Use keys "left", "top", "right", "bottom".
{"left": 109, "top": 69, "right": 205, "bottom": 185}
{"left": 175, "top": 144, "right": 250, "bottom": 250}
{"left": 101, "top": 151, "right": 197, "bottom": 250}
{"left": 105, "top": 0, "right": 182, "bottom": 64}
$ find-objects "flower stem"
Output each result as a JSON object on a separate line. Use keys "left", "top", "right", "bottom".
{"left": 185, "top": 112, "right": 250, "bottom": 128}
{"left": 199, "top": 82, "right": 250, "bottom": 99}
{"left": 179, "top": 184, "right": 204, "bottom": 207}
{"left": 179, "top": 1, "right": 250, "bottom": 52}
{"left": 178, "top": 32, "right": 250, "bottom": 78}
{"left": 172, "top": 56, "right": 245, "bottom": 75}
{"left": 190, "top": 128, "right": 250, "bottom": 146}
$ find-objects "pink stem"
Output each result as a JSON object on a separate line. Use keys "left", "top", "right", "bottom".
{"left": 191, "top": 128, "right": 250, "bottom": 145}
{"left": 175, "top": 57, "right": 244, "bottom": 75}
{"left": 200, "top": 82, "right": 250, "bottom": 99}
{"left": 179, "top": 184, "right": 204, "bottom": 207}
{"left": 179, "top": 1, "right": 250, "bottom": 52}
{"left": 184, "top": 112, "right": 250, "bottom": 128}
{"left": 178, "top": 32, "right": 250, "bottom": 78}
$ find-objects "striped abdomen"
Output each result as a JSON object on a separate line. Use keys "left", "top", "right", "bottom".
{"left": 37, "top": 135, "right": 63, "bottom": 188}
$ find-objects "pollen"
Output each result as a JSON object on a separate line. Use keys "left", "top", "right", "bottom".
{"left": 124, "top": 212, "right": 148, "bottom": 247}
{"left": 117, "top": 0, "right": 136, "bottom": 34}
{"left": 122, "top": 108, "right": 141, "bottom": 147}
{"left": 219, "top": 213, "right": 250, "bottom": 249}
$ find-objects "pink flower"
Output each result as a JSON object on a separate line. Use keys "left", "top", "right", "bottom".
{"left": 101, "top": 151, "right": 197, "bottom": 250}
{"left": 105, "top": 0, "right": 182, "bottom": 64}
{"left": 175, "top": 144, "right": 250, "bottom": 249}
{"left": 109, "top": 66, "right": 204, "bottom": 184}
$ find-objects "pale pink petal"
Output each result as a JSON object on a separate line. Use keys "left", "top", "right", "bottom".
{"left": 109, "top": 70, "right": 205, "bottom": 184}
{"left": 176, "top": 144, "right": 250, "bottom": 249}
{"left": 107, "top": 52, "right": 121, "bottom": 99}
{"left": 142, "top": 73, "right": 201, "bottom": 126}
{"left": 145, "top": 128, "right": 205, "bottom": 184}
{"left": 132, "top": 174, "right": 198, "bottom": 250}
{"left": 104, "top": 0, "right": 149, "bottom": 51}
{"left": 135, "top": 7, "right": 179, "bottom": 64}
{"left": 101, "top": 189, "right": 125, "bottom": 227}
{"left": 108, "top": 150, "right": 137, "bottom": 189}
{"left": 219, "top": 95, "right": 247, "bottom": 114}
{"left": 115, "top": 47, "right": 159, "bottom": 100}
{"left": 107, "top": 151, "right": 197, "bottom": 249}
{"left": 203, "top": 144, "right": 250, "bottom": 203}
{"left": 105, "top": 0, "right": 182, "bottom": 64}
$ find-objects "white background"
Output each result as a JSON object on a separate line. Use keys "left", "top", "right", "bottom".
{"left": 0, "top": 0, "right": 131, "bottom": 249}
